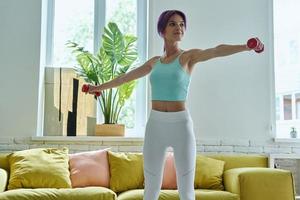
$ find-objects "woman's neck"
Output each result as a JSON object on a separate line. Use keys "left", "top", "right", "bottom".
{"left": 163, "top": 42, "right": 181, "bottom": 57}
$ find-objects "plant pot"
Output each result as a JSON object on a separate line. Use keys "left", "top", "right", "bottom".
{"left": 95, "top": 124, "right": 125, "bottom": 136}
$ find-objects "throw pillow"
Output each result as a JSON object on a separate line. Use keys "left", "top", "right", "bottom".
{"left": 8, "top": 147, "right": 71, "bottom": 190}
{"left": 108, "top": 151, "right": 144, "bottom": 192}
{"left": 69, "top": 148, "right": 110, "bottom": 188}
{"left": 194, "top": 155, "right": 225, "bottom": 190}
{"left": 161, "top": 152, "right": 177, "bottom": 189}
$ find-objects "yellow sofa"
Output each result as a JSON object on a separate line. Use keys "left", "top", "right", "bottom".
{"left": 0, "top": 152, "right": 296, "bottom": 200}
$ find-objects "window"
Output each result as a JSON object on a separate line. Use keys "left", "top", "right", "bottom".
{"left": 44, "top": 0, "right": 147, "bottom": 137}
{"left": 273, "top": 0, "right": 300, "bottom": 138}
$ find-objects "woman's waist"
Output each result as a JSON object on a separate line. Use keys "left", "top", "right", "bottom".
{"left": 148, "top": 107, "right": 192, "bottom": 123}
{"left": 151, "top": 100, "right": 186, "bottom": 112}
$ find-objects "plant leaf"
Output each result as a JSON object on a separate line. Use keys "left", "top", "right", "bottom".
{"left": 102, "top": 22, "right": 125, "bottom": 63}
{"left": 118, "top": 35, "right": 138, "bottom": 67}
{"left": 117, "top": 80, "right": 137, "bottom": 106}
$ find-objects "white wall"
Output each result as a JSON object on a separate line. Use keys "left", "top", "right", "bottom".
{"left": 0, "top": 0, "right": 42, "bottom": 137}
{"left": 0, "top": 0, "right": 274, "bottom": 141}
{"left": 149, "top": 0, "right": 274, "bottom": 141}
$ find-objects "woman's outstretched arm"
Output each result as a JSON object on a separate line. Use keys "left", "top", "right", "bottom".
{"left": 187, "top": 38, "right": 263, "bottom": 66}
{"left": 87, "top": 56, "right": 160, "bottom": 93}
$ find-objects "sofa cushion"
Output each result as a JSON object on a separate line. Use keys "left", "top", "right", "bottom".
{"left": 117, "top": 189, "right": 239, "bottom": 200}
{"left": 194, "top": 155, "right": 225, "bottom": 190}
{"left": 8, "top": 148, "right": 71, "bottom": 190}
{"left": 69, "top": 148, "right": 110, "bottom": 188}
{"left": 224, "top": 167, "right": 295, "bottom": 200}
{"left": 0, "top": 153, "right": 10, "bottom": 172}
{"left": 0, "top": 187, "right": 117, "bottom": 200}
{"left": 108, "top": 151, "right": 144, "bottom": 193}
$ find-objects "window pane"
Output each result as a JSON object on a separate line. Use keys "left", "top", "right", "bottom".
{"left": 53, "top": 0, "right": 94, "bottom": 67}
{"left": 283, "top": 95, "right": 292, "bottom": 120}
{"left": 106, "top": 0, "right": 138, "bottom": 129}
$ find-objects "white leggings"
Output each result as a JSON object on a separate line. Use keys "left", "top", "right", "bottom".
{"left": 143, "top": 109, "right": 196, "bottom": 200}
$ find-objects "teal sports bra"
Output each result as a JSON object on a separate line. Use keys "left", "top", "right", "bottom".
{"left": 149, "top": 53, "right": 191, "bottom": 101}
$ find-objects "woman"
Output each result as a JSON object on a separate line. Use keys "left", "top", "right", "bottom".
{"left": 85, "top": 10, "right": 263, "bottom": 200}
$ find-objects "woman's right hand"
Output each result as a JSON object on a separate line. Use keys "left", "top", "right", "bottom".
{"left": 82, "top": 84, "right": 102, "bottom": 96}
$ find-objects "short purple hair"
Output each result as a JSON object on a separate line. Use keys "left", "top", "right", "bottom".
{"left": 157, "top": 10, "right": 187, "bottom": 37}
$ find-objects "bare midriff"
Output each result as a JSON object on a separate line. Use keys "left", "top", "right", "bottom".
{"left": 151, "top": 100, "right": 186, "bottom": 112}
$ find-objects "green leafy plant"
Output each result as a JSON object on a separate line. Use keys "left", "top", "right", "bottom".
{"left": 67, "top": 22, "right": 138, "bottom": 124}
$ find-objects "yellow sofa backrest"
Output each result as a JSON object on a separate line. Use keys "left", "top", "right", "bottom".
{"left": 0, "top": 153, "right": 268, "bottom": 173}
{"left": 207, "top": 154, "right": 268, "bottom": 171}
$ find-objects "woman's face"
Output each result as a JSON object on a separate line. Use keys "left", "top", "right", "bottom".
{"left": 162, "top": 14, "right": 185, "bottom": 42}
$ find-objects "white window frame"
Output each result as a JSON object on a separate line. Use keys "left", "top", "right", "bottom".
{"left": 270, "top": 0, "right": 276, "bottom": 139}
{"left": 271, "top": 0, "right": 300, "bottom": 140}
{"left": 42, "top": 0, "right": 148, "bottom": 137}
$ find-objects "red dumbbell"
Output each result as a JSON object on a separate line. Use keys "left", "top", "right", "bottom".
{"left": 82, "top": 84, "right": 101, "bottom": 96}
{"left": 82, "top": 84, "right": 89, "bottom": 93}
{"left": 247, "top": 37, "right": 264, "bottom": 53}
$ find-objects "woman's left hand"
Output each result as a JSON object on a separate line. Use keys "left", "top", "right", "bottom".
{"left": 247, "top": 37, "right": 264, "bottom": 53}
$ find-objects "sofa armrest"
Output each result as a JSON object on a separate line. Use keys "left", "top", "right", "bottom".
{"left": 224, "top": 167, "right": 295, "bottom": 200}
{"left": 0, "top": 168, "right": 8, "bottom": 192}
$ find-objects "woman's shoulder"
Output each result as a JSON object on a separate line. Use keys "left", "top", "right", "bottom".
{"left": 182, "top": 48, "right": 203, "bottom": 56}
{"left": 181, "top": 48, "right": 204, "bottom": 62}
{"left": 180, "top": 49, "right": 194, "bottom": 63}
{"left": 146, "top": 56, "right": 160, "bottom": 63}
{"left": 151, "top": 56, "right": 161, "bottom": 60}
{"left": 150, "top": 56, "right": 161, "bottom": 64}
{"left": 145, "top": 56, "right": 161, "bottom": 70}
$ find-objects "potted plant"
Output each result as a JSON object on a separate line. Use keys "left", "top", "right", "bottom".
{"left": 66, "top": 22, "right": 138, "bottom": 136}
